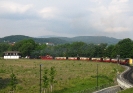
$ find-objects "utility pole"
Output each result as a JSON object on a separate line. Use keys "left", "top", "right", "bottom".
{"left": 40, "top": 64, "right": 42, "bottom": 93}
{"left": 117, "top": 55, "right": 120, "bottom": 65}
{"left": 97, "top": 64, "right": 98, "bottom": 90}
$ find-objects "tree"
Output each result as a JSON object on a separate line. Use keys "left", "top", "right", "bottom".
{"left": 94, "top": 43, "right": 107, "bottom": 57}
{"left": 86, "top": 43, "right": 96, "bottom": 57}
{"left": 49, "top": 66, "right": 56, "bottom": 92}
{"left": 42, "top": 68, "right": 49, "bottom": 93}
{"left": 13, "top": 39, "right": 37, "bottom": 57}
{"left": 9, "top": 70, "right": 17, "bottom": 93}
{"left": 0, "top": 43, "right": 10, "bottom": 57}
{"left": 111, "top": 44, "right": 120, "bottom": 58}
{"left": 105, "top": 45, "right": 115, "bottom": 58}
{"left": 67, "top": 42, "right": 88, "bottom": 57}
{"left": 112, "top": 38, "right": 133, "bottom": 58}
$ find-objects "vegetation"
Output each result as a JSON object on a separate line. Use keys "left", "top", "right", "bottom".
{"left": 0, "top": 35, "right": 67, "bottom": 45}
{"left": 9, "top": 70, "right": 17, "bottom": 92}
{"left": 1, "top": 37, "right": 133, "bottom": 59}
{"left": 119, "top": 88, "right": 133, "bottom": 93}
{"left": 0, "top": 43, "right": 10, "bottom": 56}
{"left": 49, "top": 67, "right": 56, "bottom": 92}
{"left": 0, "top": 36, "right": 133, "bottom": 92}
{"left": 42, "top": 67, "right": 56, "bottom": 93}
{"left": 0, "top": 35, "right": 32, "bottom": 43}
{"left": 0, "top": 35, "right": 120, "bottom": 45}
{"left": 0, "top": 59, "right": 124, "bottom": 93}
{"left": 42, "top": 68, "right": 49, "bottom": 93}
{"left": 58, "top": 36, "right": 120, "bottom": 44}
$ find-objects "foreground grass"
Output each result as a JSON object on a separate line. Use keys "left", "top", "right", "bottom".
{"left": 0, "top": 59, "right": 124, "bottom": 93}
{"left": 119, "top": 88, "right": 133, "bottom": 93}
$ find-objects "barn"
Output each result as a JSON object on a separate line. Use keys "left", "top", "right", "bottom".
{"left": 4, "top": 51, "right": 21, "bottom": 59}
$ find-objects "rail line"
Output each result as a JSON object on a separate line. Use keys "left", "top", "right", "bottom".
{"left": 123, "top": 66, "right": 133, "bottom": 85}
{"left": 94, "top": 65, "right": 133, "bottom": 93}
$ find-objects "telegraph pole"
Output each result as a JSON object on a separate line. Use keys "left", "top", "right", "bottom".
{"left": 97, "top": 64, "right": 98, "bottom": 89}
{"left": 40, "top": 64, "right": 42, "bottom": 93}
{"left": 117, "top": 55, "right": 120, "bottom": 65}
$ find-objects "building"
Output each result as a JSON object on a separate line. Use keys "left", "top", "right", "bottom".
{"left": 46, "top": 42, "right": 54, "bottom": 46}
{"left": 4, "top": 51, "right": 20, "bottom": 59}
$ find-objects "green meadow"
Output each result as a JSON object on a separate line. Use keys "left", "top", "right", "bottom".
{"left": 0, "top": 59, "right": 124, "bottom": 93}
{"left": 118, "top": 87, "right": 133, "bottom": 93}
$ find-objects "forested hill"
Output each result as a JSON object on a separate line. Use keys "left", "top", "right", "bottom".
{"left": 0, "top": 35, "right": 32, "bottom": 42}
{"left": 0, "top": 35, "right": 120, "bottom": 44}
{"left": 58, "top": 36, "right": 120, "bottom": 44}
{"left": 0, "top": 35, "right": 67, "bottom": 44}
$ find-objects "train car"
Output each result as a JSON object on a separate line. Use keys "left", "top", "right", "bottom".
{"left": 102, "top": 58, "right": 111, "bottom": 62}
{"left": 80, "top": 57, "right": 90, "bottom": 61}
{"left": 68, "top": 57, "right": 78, "bottom": 60}
{"left": 111, "top": 59, "right": 118, "bottom": 63}
{"left": 91, "top": 58, "right": 101, "bottom": 62}
{"left": 122, "top": 58, "right": 133, "bottom": 65}
{"left": 118, "top": 58, "right": 132, "bottom": 65}
{"left": 40, "top": 55, "right": 53, "bottom": 60}
{"left": 91, "top": 58, "right": 97, "bottom": 61}
{"left": 55, "top": 57, "right": 67, "bottom": 60}
{"left": 119, "top": 59, "right": 126, "bottom": 65}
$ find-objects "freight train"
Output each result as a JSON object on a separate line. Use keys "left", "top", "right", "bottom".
{"left": 40, "top": 55, "right": 133, "bottom": 65}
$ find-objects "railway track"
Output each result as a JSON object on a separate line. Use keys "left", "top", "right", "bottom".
{"left": 93, "top": 65, "right": 133, "bottom": 93}
{"left": 123, "top": 66, "right": 133, "bottom": 84}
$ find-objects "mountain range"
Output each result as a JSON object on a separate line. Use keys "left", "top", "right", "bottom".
{"left": 0, "top": 35, "right": 121, "bottom": 45}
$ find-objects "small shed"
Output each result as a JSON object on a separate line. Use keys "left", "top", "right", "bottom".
{"left": 4, "top": 51, "right": 21, "bottom": 59}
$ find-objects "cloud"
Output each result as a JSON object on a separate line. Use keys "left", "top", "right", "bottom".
{"left": 88, "top": 0, "right": 132, "bottom": 33}
{"left": 39, "top": 7, "right": 59, "bottom": 19}
{"left": 105, "top": 27, "right": 130, "bottom": 32}
{"left": 0, "top": 1, "right": 33, "bottom": 14}
{"left": 0, "top": 0, "right": 133, "bottom": 39}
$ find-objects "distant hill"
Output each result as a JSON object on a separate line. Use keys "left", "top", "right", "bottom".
{"left": 0, "top": 35, "right": 120, "bottom": 45}
{"left": 58, "top": 36, "right": 120, "bottom": 44}
{"left": 0, "top": 35, "right": 68, "bottom": 44}
{"left": 0, "top": 35, "right": 32, "bottom": 42}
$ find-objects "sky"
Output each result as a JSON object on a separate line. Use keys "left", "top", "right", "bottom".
{"left": 0, "top": 0, "right": 133, "bottom": 39}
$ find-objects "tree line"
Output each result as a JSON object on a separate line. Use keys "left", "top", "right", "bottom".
{"left": 0, "top": 38, "right": 133, "bottom": 58}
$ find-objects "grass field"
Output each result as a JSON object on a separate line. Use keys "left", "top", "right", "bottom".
{"left": 118, "top": 87, "right": 133, "bottom": 93}
{"left": 0, "top": 59, "right": 124, "bottom": 93}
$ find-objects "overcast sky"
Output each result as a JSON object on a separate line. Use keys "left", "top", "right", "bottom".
{"left": 0, "top": 0, "right": 133, "bottom": 39}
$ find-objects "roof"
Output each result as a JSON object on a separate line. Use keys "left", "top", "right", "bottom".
{"left": 4, "top": 51, "right": 20, "bottom": 53}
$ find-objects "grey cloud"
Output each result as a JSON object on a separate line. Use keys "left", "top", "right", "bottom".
{"left": 0, "top": 0, "right": 133, "bottom": 39}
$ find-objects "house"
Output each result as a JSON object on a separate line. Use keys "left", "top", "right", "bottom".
{"left": 46, "top": 42, "right": 54, "bottom": 46}
{"left": 4, "top": 51, "right": 21, "bottom": 59}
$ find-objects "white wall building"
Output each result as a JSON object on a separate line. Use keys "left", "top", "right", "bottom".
{"left": 4, "top": 51, "right": 20, "bottom": 59}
